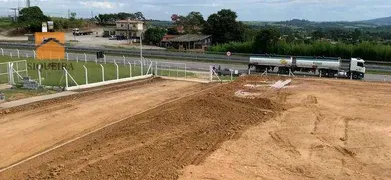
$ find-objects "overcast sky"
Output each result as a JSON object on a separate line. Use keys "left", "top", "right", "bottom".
{"left": 0, "top": 0, "right": 390, "bottom": 21}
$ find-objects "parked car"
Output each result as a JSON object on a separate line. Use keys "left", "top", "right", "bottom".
{"left": 214, "top": 67, "right": 241, "bottom": 76}
{"left": 109, "top": 35, "right": 116, "bottom": 40}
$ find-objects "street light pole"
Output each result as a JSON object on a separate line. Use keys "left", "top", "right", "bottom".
{"left": 127, "top": 19, "right": 130, "bottom": 44}
{"left": 140, "top": 31, "right": 143, "bottom": 64}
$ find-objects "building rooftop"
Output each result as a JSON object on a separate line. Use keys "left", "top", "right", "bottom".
{"left": 162, "top": 34, "right": 211, "bottom": 42}
{"left": 116, "top": 20, "right": 144, "bottom": 23}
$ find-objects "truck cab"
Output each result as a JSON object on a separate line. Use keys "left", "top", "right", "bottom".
{"left": 72, "top": 28, "right": 80, "bottom": 35}
{"left": 348, "top": 58, "right": 366, "bottom": 79}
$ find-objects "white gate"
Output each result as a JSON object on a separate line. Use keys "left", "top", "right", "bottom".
{"left": 156, "top": 62, "right": 187, "bottom": 78}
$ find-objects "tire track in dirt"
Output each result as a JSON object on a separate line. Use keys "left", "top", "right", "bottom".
{"left": 0, "top": 78, "right": 207, "bottom": 171}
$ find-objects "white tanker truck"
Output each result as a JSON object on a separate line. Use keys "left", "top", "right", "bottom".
{"left": 248, "top": 56, "right": 366, "bottom": 79}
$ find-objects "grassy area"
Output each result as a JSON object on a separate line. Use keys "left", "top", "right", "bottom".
{"left": 366, "top": 70, "right": 391, "bottom": 75}
{"left": 0, "top": 18, "right": 13, "bottom": 28}
{"left": 0, "top": 88, "right": 55, "bottom": 102}
{"left": 0, "top": 56, "right": 144, "bottom": 87}
{"left": 0, "top": 56, "right": 196, "bottom": 87}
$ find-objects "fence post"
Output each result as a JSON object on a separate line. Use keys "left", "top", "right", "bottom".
{"left": 384, "top": 75, "right": 387, "bottom": 82}
{"left": 10, "top": 52, "right": 12, "bottom": 58}
{"left": 26, "top": 53, "right": 29, "bottom": 58}
{"left": 184, "top": 64, "right": 187, "bottom": 78}
{"left": 100, "top": 64, "right": 105, "bottom": 82}
{"left": 114, "top": 61, "right": 119, "bottom": 79}
{"left": 76, "top": 56, "right": 79, "bottom": 62}
{"left": 209, "top": 66, "right": 213, "bottom": 82}
{"left": 123, "top": 56, "right": 126, "bottom": 65}
{"left": 24, "top": 60, "right": 28, "bottom": 77}
{"left": 168, "top": 64, "right": 171, "bottom": 77}
{"left": 83, "top": 65, "right": 88, "bottom": 84}
{"left": 66, "top": 52, "right": 69, "bottom": 61}
{"left": 17, "top": 49, "right": 20, "bottom": 58}
{"left": 139, "top": 60, "right": 143, "bottom": 75}
{"left": 63, "top": 67, "right": 68, "bottom": 90}
{"left": 38, "top": 64, "right": 42, "bottom": 85}
{"left": 84, "top": 53, "right": 87, "bottom": 63}
{"left": 176, "top": 66, "right": 179, "bottom": 78}
{"left": 7, "top": 63, "right": 13, "bottom": 85}
{"left": 95, "top": 57, "right": 97, "bottom": 64}
{"left": 33, "top": 50, "right": 36, "bottom": 59}
{"left": 103, "top": 54, "right": 106, "bottom": 64}
{"left": 155, "top": 62, "right": 158, "bottom": 76}
{"left": 0, "top": 48, "right": 3, "bottom": 56}
{"left": 49, "top": 51, "right": 52, "bottom": 60}
{"left": 128, "top": 62, "right": 132, "bottom": 77}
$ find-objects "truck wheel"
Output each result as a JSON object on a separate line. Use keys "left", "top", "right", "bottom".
{"left": 353, "top": 73, "right": 359, "bottom": 79}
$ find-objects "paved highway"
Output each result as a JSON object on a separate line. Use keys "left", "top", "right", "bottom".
{"left": 0, "top": 48, "right": 389, "bottom": 82}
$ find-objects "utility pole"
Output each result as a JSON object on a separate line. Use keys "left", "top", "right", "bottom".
{"left": 127, "top": 19, "right": 130, "bottom": 44}
{"left": 140, "top": 31, "right": 143, "bottom": 63}
{"left": 68, "top": 9, "right": 70, "bottom": 19}
{"left": 10, "top": 8, "right": 18, "bottom": 22}
{"left": 26, "top": 0, "right": 31, "bottom": 7}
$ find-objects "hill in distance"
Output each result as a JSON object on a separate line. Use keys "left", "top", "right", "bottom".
{"left": 361, "top": 16, "right": 391, "bottom": 25}
{"left": 146, "top": 16, "right": 391, "bottom": 29}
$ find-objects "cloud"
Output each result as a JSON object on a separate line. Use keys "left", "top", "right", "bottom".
{"left": 0, "top": 0, "right": 391, "bottom": 21}
{"left": 80, "top": 1, "right": 116, "bottom": 9}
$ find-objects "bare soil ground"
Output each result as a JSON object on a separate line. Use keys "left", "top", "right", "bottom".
{"left": 181, "top": 77, "right": 391, "bottom": 180}
{"left": 0, "top": 76, "right": 390, "bottom": 180}
{"left": 0, "top": 78, "right": 206, "bottom": 169}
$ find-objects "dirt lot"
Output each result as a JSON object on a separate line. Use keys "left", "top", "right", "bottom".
{"left": 0, "top": 78, "right": 206, "bottom": 169}
{"left": 0, "top": 76, "right": 390, "bottom": 180}
{"left": 181, "top": 78, "right": 391, "bottom": 180}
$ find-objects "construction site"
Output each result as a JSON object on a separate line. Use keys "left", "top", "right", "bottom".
{"left": 0, "top": 75, "right": 390, "bottom": 180}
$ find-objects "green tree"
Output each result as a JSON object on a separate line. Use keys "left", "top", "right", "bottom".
{"left": 144, "top": 27, "right": 167, "bottom": 45}
{"left": 311, "top": 30, "right": 324, "bottom": 40}
{"left": 203, "top": 9, "right": 245, "bottom": 44}
{"left": 70, "top": 12, "right": 77, "bottom": 21}
{"left": 184, "top": 11, "right": 205, "bottom": 34}
{"left": 134, "top": 12, "right": 145, "bottom": 20}
{"left": 352, "top": 29, "right": 362, "bottom": 43}
{"left": 253, "top": 29, "right": 281, "bottom": 53}
{"left": 95, "top": 12, "right": 144, "bottom": 25}
{"left": 167, "top": 27, "right": 179, "bottom": 35}
{"left": 18, "top": 6, "right": 50, "bottom": 32}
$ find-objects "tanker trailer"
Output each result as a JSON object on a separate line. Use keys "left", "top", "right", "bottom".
{"left": 249, "top": 56, "right": 365, "bottom": 79}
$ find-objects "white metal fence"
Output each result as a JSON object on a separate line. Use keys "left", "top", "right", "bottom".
{"left": 0, "top": 60, "right": 28, "bottom": 85}
{"left": 0, "top": 48, "right": 216, "bottom": 84}
{"left": 155, "top": 61, "right": 187, "bottom": 78}
{"left": 63, "top": 60, "right": 155, "bottom": 90}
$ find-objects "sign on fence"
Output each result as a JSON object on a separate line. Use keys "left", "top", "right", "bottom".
{"left": 35, "top": 32, "right": 65, "bottom": 60}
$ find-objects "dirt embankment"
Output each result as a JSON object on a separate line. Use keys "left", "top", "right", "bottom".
{"left": 0, "top": 76, "right": 285, "bottom": 179}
